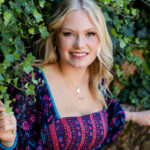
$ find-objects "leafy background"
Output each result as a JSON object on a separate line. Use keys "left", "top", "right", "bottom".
{"left": 0, "top": 0, "right": 150, "bottom": 114}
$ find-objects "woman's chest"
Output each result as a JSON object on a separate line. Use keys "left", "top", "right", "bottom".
{"left": 46, "top": 110, "right": 108, "bottom": 150}
{"left": 47, "top": 79, "right": 103, "bottom": 118}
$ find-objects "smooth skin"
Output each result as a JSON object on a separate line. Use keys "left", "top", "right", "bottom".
{"left": 1, "top": 10, "right": 150, "bottom": 147}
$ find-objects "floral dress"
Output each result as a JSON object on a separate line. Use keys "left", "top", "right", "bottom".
{"left": 0, "top": 68, "right": 125, "bottom": 150}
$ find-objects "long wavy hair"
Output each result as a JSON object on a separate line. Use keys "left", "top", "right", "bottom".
{"left": 36, "top": 0, "right": 113, "bottom": 108}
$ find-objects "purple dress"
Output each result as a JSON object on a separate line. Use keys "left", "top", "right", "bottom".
{"left": 0, "top": 68, "right": 125, "bottom": 150}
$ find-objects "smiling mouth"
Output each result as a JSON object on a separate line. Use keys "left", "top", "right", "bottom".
{"left": 70, "top": 52, "right": 88, "bottom": 59}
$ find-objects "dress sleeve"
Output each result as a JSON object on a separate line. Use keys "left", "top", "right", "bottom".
{"left": 0, "top": 70, "right": 44, "bottom": 150}
{"left": 102, "top": 97, "right": 125, "bottom": 147}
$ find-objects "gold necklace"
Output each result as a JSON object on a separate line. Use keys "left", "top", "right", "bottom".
{"left": 60, "top": 69, "right": 86, "bottom": 100}
{"left": 63, "top": 75, "right": 85, "bottom": 100}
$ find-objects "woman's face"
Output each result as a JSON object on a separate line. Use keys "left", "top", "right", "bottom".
{"left": 57, "top": 10, "right": 99, "bottom": 68}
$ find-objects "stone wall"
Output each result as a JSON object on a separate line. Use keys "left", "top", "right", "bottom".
{"left": 104, "top": 124, "right": 150, "bottom": 150}
{"left": 104, "top": 105, "right": 150, "bottom": 150}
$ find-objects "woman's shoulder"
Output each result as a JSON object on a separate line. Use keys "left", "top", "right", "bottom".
{"left": 42, "top": 63, "right": 59, "bottom": 74}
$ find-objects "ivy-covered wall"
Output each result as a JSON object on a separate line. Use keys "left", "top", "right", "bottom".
{"left": 0, "top": 0, "right": 150, "bottom": 113}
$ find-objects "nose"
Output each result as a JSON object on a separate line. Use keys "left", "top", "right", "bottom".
{"left": 73, "top": 35, "right": 85, "bottom": 49}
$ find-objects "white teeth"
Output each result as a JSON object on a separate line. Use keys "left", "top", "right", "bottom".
{"left": 72, "top": 53, "right": 87, "bottom": 56}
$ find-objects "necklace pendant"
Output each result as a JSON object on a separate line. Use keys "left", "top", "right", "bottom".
{"left": 76, "top": 88, "right": 80, "bottom": 94}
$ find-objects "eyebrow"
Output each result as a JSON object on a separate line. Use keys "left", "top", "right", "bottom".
{"left": 60, "top": 27, "right": 96, "bottom": 32}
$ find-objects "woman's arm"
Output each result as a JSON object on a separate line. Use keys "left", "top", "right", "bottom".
{"left": 125, "top": 111, "right": 150, "bottom": 126}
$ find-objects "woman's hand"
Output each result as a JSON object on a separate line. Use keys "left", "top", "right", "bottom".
{"left": 0, "top": 100, "right": 17, "bottom": 147}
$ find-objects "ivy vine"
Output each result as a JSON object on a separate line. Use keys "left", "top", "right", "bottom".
{"left": 0, "top": 0, "right": 150, "bottom": 114}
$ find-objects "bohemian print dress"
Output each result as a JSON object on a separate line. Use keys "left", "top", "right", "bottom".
{"left": 0, "top": 68, "right": 125, "bottom": 150}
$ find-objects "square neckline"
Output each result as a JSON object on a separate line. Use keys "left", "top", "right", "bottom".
{"left": 41, "top": 70, "right": 106, "bottom": 120}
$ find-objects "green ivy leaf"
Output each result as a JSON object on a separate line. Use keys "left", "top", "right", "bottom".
{"left": 0, "top": 0, "right": 4, "bottom": 4}
{"left": 115, "top": 64, "right": 119, "bottom": 69}
{"left": 135, "top": 37, "right": 140, "bottom": 44}
{"left": 9, "top": 1, "right": 22, "bottom": 14}
{"left": 39, "top": 23, "right": 49, "bottom": 38}
{"left": 0, "top": 64, "right": 5, "bottom": 74}
{"left": 14, "top": 36, "right": 25, "bottom": 54}
{"left": 4, "top": 99, "right": 13, "bottom": 115}
{"left": 14, "top": 52, "right": 20, "bottom": 60}
{"left": 103, "top": 12, "right": 111, "bottom": 22}
{"left": 28, "top": 28, "right": 35, "bottom": 34}
{"left": 39, "top": 0, "right": 46, "bottom": 8}
{"left": 116, "top": 0, "right": 124, "bottom": 7}
{"left": 31, "top": 72, "right": 38, "bottom": 85}
{"left": 6, "top": 54, "right": 15, "bottom": 63}
{"left": 13, "top": 78, "right": 18, "bottom": 87}
{"left": 144, "top": 61, "right": 150, "bottom": 76}
{"left": 116, "top": 68, "right": 123, "bottom": 77}
{"left": 0, "top": 85, "right": 7, "bottom": 93}
{"left": 0, "top": 73, "right": 4, "bottom": 81}
{"left": 27, "top": 53, "right": 36, "bottom": 62}
{"left": 113, "top": 84, "right": 119, "bottom": 94}
{"left": 125, "top": 8, "right": 130, "bottom": 14}
{"left": 33, "top": 8, "right": 43, "bottom": 23}
{"left": 3, "top": 11, "right": 12, "bottom": 26}
{"left": 131, "top": 8, "right": 136, "bottom": 16}
{"left": 111, "top": 27, "right": 118, "bottom": 37}
{"left": 127, "top": 55, "right": 136, "bottom": 62}
{"left": 135, "top": 57, "right": 143, "bottom": 66}
{"left": 25, "top": 84, "right": 35, "bottom": 95}
{"left": 120, "top": 40, "right": 126, "bottom": 48}
{"left": 3, "top": 59, "right": 11, "bottom": 69}
{"left": 23, "top": 65, "right": 33, "bottom": 74}
{"left": 22, "top": 53, "right": 35, "bottom": 74}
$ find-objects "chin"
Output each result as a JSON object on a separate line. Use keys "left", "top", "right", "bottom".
{"left": 70, "top": 62, "right": 92, "bottom": 68}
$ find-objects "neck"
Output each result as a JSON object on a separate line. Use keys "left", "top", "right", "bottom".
{"left": 58, "top": 62, "right": 89, "bottom": 85}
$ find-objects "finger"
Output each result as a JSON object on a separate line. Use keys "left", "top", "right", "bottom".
{"left": 0, "top": 114, "right": 13, "bottom": 128}
{"left": 0, "top": 113, "right": 15, "bottom": 123}
{"left": 0, "top": 113, "right": 16, "bottom": 128}
{"left": 0, "top": 107, "right": 5, "bottom": 112}
{"left": 0, "top": 124, "right": 16, "bottom": 133}
{"left": 0, "top": 119, "right": 11, "bottom": 127}
{"left": 10, "top": 115, "right": 17, "bottom": 125}
{"left": 0, "top": 112, "right": 8, "bottom": 120}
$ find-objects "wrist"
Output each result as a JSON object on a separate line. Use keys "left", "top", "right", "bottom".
{"left": 130, "top": 112, "right": 136, "bottom": 123}
{"left": 130, "top": 112, "right": 133, "bottom": 123}
{"left": 0, "top": 133, "right": 18, "bottom": 150}
{"left": 1, "top": 134, "right": 16, "bottom": 148}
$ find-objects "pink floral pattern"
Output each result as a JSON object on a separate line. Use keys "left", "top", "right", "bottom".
{"left": 1, "top": 68, "right": 125, "bottom": 150}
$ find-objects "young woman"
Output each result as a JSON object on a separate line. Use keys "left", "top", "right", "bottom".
{"left": 0, "top": 0, "right": 150, "bottom": 149}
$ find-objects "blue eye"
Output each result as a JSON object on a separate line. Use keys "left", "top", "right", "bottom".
{"left": 87, "top": 32, "right": 95, "bottom": 37}
{"left": 63, "top": 32, "right": 73, "bottom": 37}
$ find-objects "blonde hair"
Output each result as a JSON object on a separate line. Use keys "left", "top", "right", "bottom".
{"left": 37, "top": 0, "right": 113, "bottom": 108}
